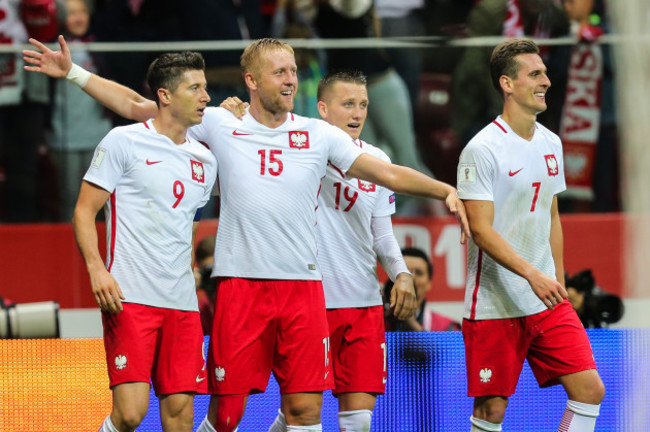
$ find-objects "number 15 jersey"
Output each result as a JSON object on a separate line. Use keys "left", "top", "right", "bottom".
{"left": 189, "top": 107, "right": 363, "bottom": 281}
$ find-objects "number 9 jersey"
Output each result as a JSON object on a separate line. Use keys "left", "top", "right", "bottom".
{"left": 83, "top": 120, "right": 218, "bottom": 311}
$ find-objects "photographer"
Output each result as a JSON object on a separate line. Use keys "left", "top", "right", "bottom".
{"left": 566, "top": 269, "right": 624, "bottom": 328}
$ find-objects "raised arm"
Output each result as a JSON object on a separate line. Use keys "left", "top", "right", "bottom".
{"left": 23, "top": 35, "right": 157, "bottom": 122}
{"left": 463, "top": 199, "right": 567, "bottom": 309}
{"left": 347, "top": 153, "right": 471, "bottom": 242}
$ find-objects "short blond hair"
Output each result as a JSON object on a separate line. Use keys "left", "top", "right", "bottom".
{"left": 240, "top": 38, "right": 294, "bottom": 78}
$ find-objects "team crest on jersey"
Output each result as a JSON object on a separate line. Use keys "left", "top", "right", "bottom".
{"left": 191, "top": 160, "right": 205, "bottom": 183}
{"left": 358, "top": 179, "right": 376, "bottom": 192}
{"left": 545, "top": 154, "right": 559, "bottom": 176}
{"left": 289, "top": 131, "right": 310, "bottom": 149}
{"left": 479, "top": 367, "right": 492, "bottom": 383}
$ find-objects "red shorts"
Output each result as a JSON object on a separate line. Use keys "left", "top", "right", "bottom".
{"left": 462, "top": 300, "right": 596, "bottom": 397}
{"left": 207, "top": 278, "right": 333, "bottom": 395}
{"left": 327, "top": 306, "right": 387, "bottom": 395}
{"left": 102, "top": 303, "right": 207, "bottom": 395}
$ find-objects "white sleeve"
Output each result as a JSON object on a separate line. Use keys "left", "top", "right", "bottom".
{"left": 371, "top": 215, "right": 411, "bottom": 281}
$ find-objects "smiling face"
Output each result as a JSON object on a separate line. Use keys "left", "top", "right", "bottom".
{"left": 505, "top": 53, "right": 551, "bottom": 116}
{"left": 165, "top": 69, "right": 210, "bottom": 128}
{"left": 317, "top": 81, "right": 368, "bottom": 140}
{"left": 248, "top": 48, "right": 298, "bottom": 116}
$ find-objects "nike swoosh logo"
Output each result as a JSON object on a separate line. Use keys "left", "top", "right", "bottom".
{"left": 196, "top": 376, "right": 206, "bottom": 383}
{"left": 232, "top": 130, "right": 252, "bottom": 136}
{"left": 509, "top": 168, "right": 523, "bottom": 176}
{"left": 146, "top": 160, "right": 162, "bottom": 165}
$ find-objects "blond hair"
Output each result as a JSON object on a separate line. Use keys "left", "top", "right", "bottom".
{"left": 240, "top": 38, "right": 294, "bottom": 78}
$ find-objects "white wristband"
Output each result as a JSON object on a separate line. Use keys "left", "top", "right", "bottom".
{"left": 66, "top": 63, "right": 91, "bottom": 88}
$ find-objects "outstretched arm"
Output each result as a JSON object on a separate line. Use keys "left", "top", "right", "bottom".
{"left": 23, "top": 35, "right": 157, "bottom": 122}
{"left": 347, "top": 153, "right": 471, "bottom": 243}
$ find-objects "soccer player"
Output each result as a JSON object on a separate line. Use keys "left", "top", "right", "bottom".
{"left": 456, "top": 38, "right": 604, "bottom": 432}
{"left": 71, "top": 52, "right": 216, "bottom": 432}
{"left": 24, "top": 37, "right": 470, "bottom": 432}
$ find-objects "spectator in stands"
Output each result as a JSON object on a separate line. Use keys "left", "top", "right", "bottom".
{"left": 48, "top": 0, "right": 112, "bottom": 221}
{"left": 312, "top": 0, "right": 435, "bottom": 215}
{"left": 194, "top": 235, "right": 216, "bottom": 335}
{"left": 384, "top": 247, "right": 461, "bottom": 332}
{"left": 450, "top": 0, "right": 569, "bottom": 146}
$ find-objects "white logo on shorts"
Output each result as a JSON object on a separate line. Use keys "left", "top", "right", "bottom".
{"left": 115, "top": 355, "right": 127, "bottom": 370}
{"left": 215, "top": 366, "right": 226, "bottom": 382}
{"left": 479, "top": 368, "right": 492, "bottom": 383}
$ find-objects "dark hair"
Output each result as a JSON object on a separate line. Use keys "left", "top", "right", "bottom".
{"left": 146, "top": 51, "right": 206, "bottom": 106}
{"left": 317, "top": 70, "right": 367, "bottom": 102}
{"left": 195, "top": 235, "right": 215, "bottom": 267}
{"left": 489, "top": 38, "right": 540, "bottom": 97}
{"left": 401, "top": 247, "right": 433, "bottom": 279}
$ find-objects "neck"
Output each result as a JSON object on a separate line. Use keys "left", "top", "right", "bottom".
{"left": 249, "top": 99, "right": 289, "bottom": 129}
{"left": 501, "top": 105, "right": 537, "bottom": 141}
{"left": 152, "top": 115, "right": 188, "bottom": 145}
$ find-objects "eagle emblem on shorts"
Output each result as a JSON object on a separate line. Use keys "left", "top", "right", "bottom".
{"left": 545, "top": 154, "right": 559, "bottom": 176}
{"left": 289, "top": 131, "right": 310, "bottom": 149}
{"left": 479, "top": 367, "right": 492, "bottom": 383}
{"left": 215, "top": 366, "right": 226, "bottom": 382}
{"left": 191, "top": 160, "right": 205, "bottom": 183}
{"left": 358, "top": 179, "right": 376, "bottom": 192}
{"left": 115, "top": 355, "right": 127, "bottom": 370}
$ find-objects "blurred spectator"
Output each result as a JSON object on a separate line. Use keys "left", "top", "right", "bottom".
{"left": 450, "top": 0, "right": 569, "bottom": 146}
{"left": 313, "top": 0, "right": 436, "bottom": 215}
{"left": 374, "top": 0, "right": 425, "bottom": 115}
{"left": 0, "top": 0, "right": 60, "bottom": 222}
{"left": 92, "top": 0, "right": 183, "bottom": 124}
{"left": 384, "top": 247, "right": 461, "bottom": 331}
{"left": 559, "top": 0, "right": 619, "bottom": 212}
{"left": 194, "top": 235, "right": 216, "bottom": 335}
{"left": 48, "top": 0, "right": 112, "bottom": 221}
{"left": 566, "top": 269, "right": 624, "bottom": 328}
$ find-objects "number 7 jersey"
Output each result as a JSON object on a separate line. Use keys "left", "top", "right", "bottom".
{"left": 457, "top": 117, "right": 566, "bottom": 320}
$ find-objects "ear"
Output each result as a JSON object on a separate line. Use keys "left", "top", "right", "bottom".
{"left": 244, "top": 72, "right": 257, "bottom": 91}
{"left": 500, "top": 75, "right": 514, "bottom": 95}
{"left": 157, "top": 88, "right": 171, "bottom": 106}
{"left": 317, "top": 100, "right": 328, "bottom": 120}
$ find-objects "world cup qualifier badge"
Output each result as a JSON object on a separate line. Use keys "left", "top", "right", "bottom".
{"left": 289, "top": 131, "right": 309, "bottom": 149}
{"left": 191, "top": 160, "right": 205, "bottom": 183}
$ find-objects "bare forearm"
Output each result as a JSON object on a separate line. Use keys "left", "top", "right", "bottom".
{"left": 83, "top": 74, "right": 157, "bottom": 122}
{"left": 72, "top": 207, "right": 105, "bottom": 273}
{"left": 472, "top": 226, "right": 538, "bottom": 282}
{"left": 550, "top": 208, "right": 565, "bottom": 286}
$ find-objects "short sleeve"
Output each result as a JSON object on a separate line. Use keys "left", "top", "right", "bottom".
{"left": 457, "top": 141, "right": 496, "bottom": 201}
{"left": 83, "top": 128, "right": 131, "bottom": 193}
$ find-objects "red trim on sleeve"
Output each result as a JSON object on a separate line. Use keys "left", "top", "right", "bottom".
{"left": 469, "top": 250, "right": 483, "bottom": 320}
{"left": 492, "top": 120, "right": 507, "bottom": 134}
{"left": 107, "top": 191, "right": 117, "bottom": 272}
{"left": 328, "top": 161, "right": 345, "bottom": 178}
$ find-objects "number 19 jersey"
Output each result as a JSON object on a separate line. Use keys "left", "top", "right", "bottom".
{"left": 188, "top": 107, "right": 363, "bottom": 280}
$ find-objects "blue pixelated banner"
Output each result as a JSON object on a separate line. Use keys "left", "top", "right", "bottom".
{"left": 137, "top": 329, "right": 648, "bottom": 431}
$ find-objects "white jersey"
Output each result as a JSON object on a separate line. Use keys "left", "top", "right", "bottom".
{"left": 188, "top": 107, "right": 363, "bottom": 280}
{"left": 84, "top": 120, "right": 217, "bottom": 311}
{"left": 317, "top": 139, "right": 395, "bottom": 308}
{"left": 457, "top": 116, "right": 566, "bottom": 320}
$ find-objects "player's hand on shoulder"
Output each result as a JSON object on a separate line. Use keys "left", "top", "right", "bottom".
{"left": 528, "top": 270, "right": 568, "bottom": 310}
{"left": 220, "top": 96, "right": 249, "bottom": 119}
{"left": 22, "top": 35, "right": 72, "bottom": 78}
{"left": 391, "top": 272, "right": 417, "bottom": 320}
{"left": 89, "top": 267, "right": 125, "bottom": 314}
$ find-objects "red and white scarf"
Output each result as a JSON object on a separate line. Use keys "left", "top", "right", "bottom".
{"left": 559, "top": 42, "right": 603, "bottom": 199}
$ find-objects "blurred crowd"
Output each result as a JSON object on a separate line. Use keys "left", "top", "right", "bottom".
{"left": 0, "top": 0, "right": 619, "bottom": 223}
